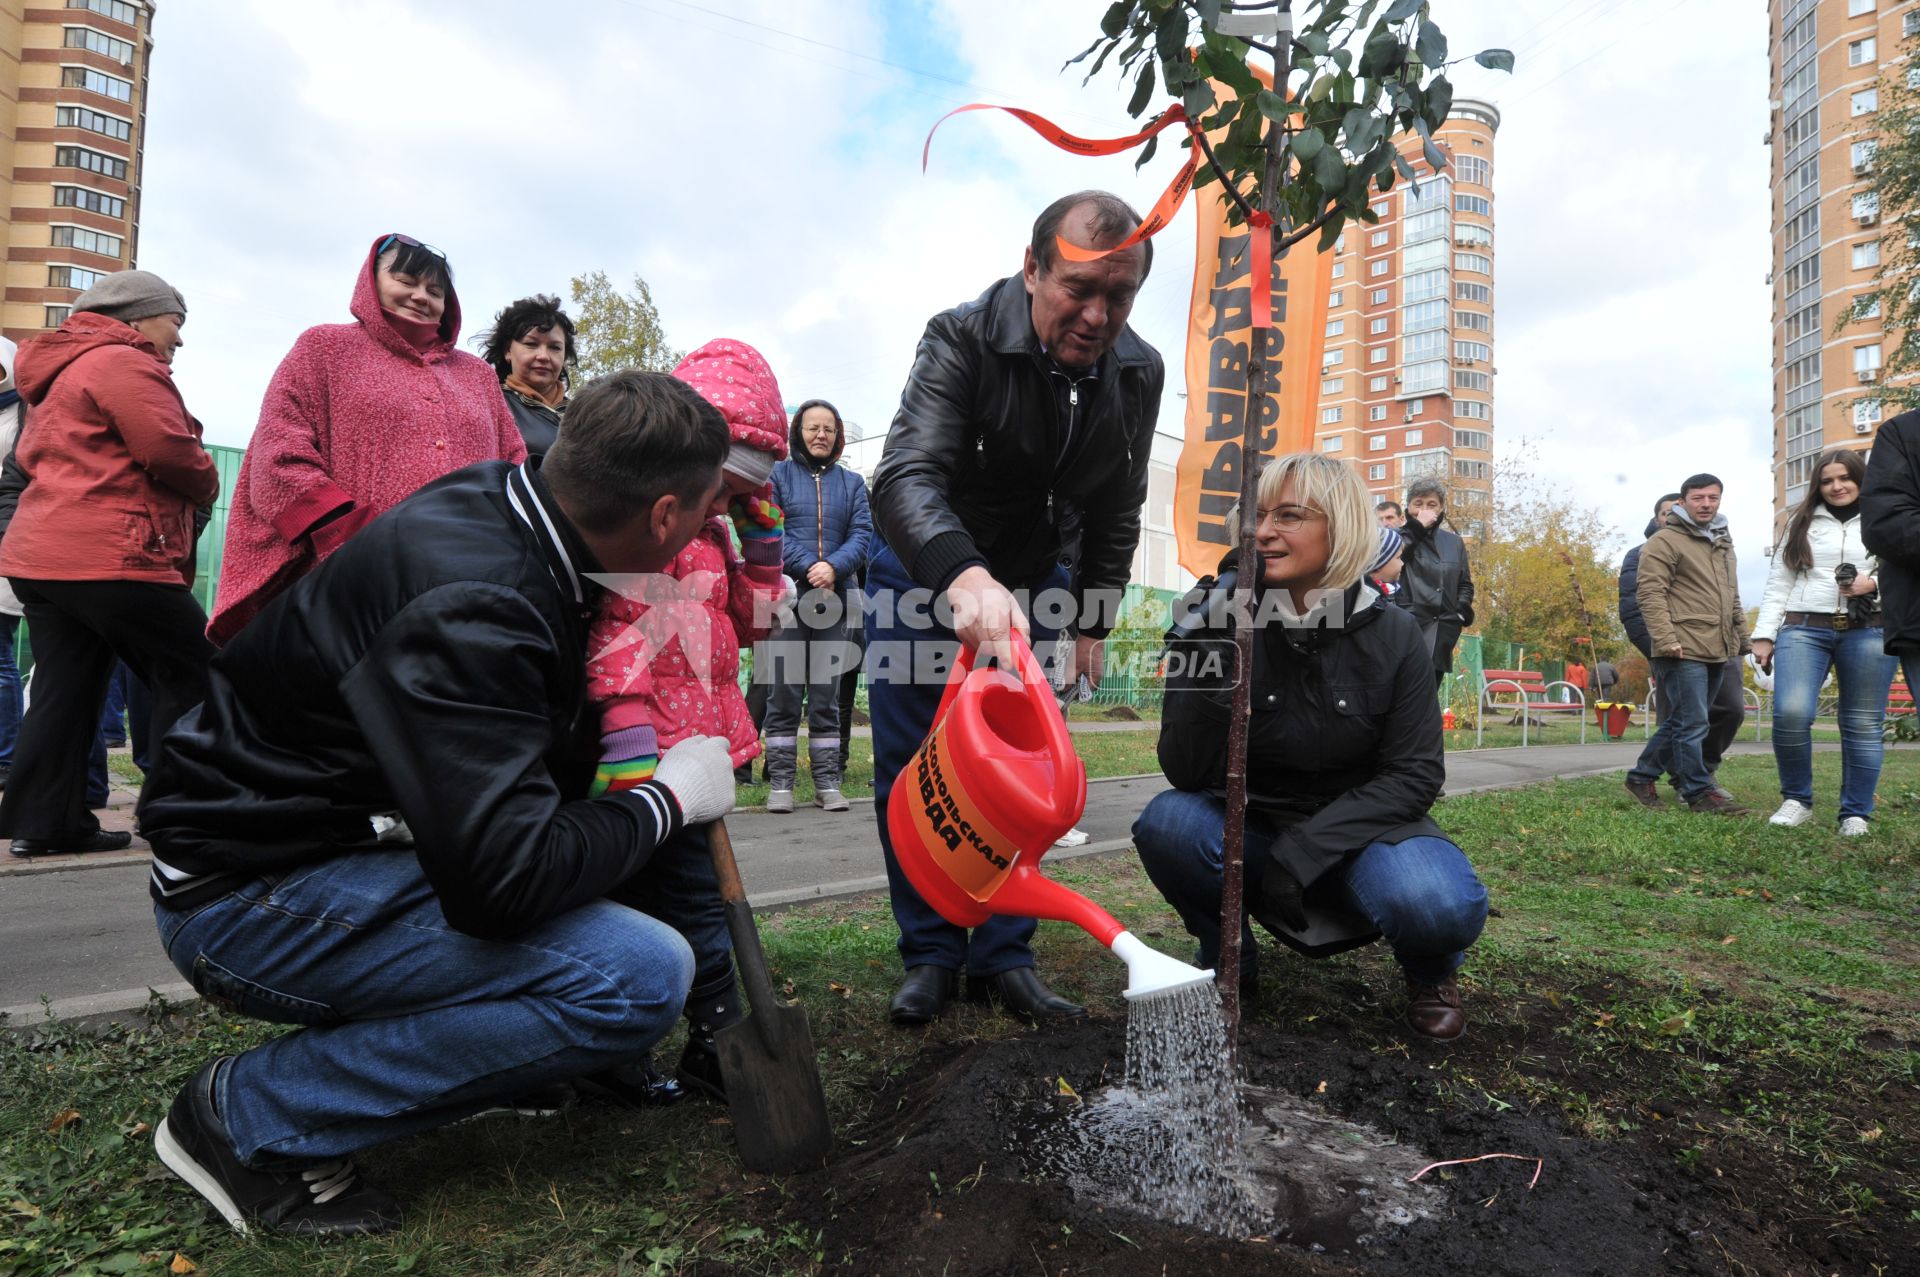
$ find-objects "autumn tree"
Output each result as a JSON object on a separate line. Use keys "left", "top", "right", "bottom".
{"left": 568, "top": 271, "right": 682, "bottom": 384}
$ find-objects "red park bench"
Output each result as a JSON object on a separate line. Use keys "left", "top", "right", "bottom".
{"left": 1892, "top": 681, "right": 1914, "bottom": 718}
{"left": 1477, "top": 668, "right": 1588, "bottom": 747}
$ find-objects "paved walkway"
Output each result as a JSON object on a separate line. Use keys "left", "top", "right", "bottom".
{"left": 0, "top": 738, "right": 1779, "bottom": 1027}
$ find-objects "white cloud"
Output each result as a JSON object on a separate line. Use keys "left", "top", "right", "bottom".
{"left": 141, "top": 0, "right": 1778, "bottom": 599}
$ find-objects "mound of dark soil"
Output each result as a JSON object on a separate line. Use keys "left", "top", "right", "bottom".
{"left": 766, "top": 1015, "right": 1813, "bottom": 1276}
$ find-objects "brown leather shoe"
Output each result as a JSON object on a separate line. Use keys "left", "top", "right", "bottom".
{"left": 1623, "top": 777, "right": 1665, "bottom": 810}
{"left": 1406, "top": 976, "right": 1466, "bottom": 1041}
{"left": 1687, "top": 790, "right": 1750, "bottom": 816}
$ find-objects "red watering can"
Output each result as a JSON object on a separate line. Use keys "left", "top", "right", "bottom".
{"left": 887, "top": 637, "right": 1211, "bottom": 1001}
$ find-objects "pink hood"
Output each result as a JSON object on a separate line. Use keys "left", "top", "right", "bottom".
{"left": 671, "top": 339, "right": 790, "bottom": 460}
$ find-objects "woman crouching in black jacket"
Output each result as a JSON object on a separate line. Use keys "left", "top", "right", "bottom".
{"left": 1132, "top": 453, "right": 1487, "bottom": 1040}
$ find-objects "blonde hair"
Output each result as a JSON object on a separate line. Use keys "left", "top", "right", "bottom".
{"left": 1227, "top": 453, "right": 1377, "bottom": 593}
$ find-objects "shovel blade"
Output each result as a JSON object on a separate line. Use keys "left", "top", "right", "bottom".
{"left": 713, "top": 1003, "right": 833, "bottom": 1174}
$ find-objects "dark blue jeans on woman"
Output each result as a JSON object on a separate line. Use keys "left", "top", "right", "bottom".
{"left": 1132, "top": 789, "right": 1488, "bottom": 986}
{"left": 1770, "top": 623, "right": 1899, "bottom": 820}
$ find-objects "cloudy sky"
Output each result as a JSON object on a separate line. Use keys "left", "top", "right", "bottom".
{"left": 142, "top": 0, "right": 1773, "bottom": 594}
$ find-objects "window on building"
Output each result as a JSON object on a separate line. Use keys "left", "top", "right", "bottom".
{"left": 1455, "top": 370, "right": 1491, "bottom": 391}
{"left": 1405, "top": 429, "right": 1424, "bottom": 446}
{"left": 64, "top": 26, "right": 136, "bottom": 61}
{"left": 1321, "top": 407, "right": 1344, "bottom": 424}
{"left": 1454, "top": 340, "right": 1491, "bottom": 362}
{"left": 52, "top": 185, "right": 125, "bottom": 218}
{"left": 1369, "top": 316, "right": 1389, "bottom": 335}
{"left": 1454, "top": 155, "right": 1489, "bottom": 185}
{"left": 1370, "top": 200, "right": 1389, "bottom": 218}
{"left": 48, "top": 264, "right": 105, "bottom": 290}
{"left": 1404, "top": 209, "right": 1449, "bottom": 243}
{"left": 1404, "top": 239, "right": 1447, "bottom": 274}
{"left": 45, "top": 305, "right": 71, "bottom": 328}
{"left": 1850, "top": 37, "right": 1877, "bottom": 66}
{"left": 1368, "top": 463, "right": 1388, "bottom": 481}
{"left": 60, "top": 66, "right": 133, "bottom": 101}
{"left": 1454, "top": 460, "right": 1491, "bottom": 480}
{"left": 1368, "top": 435, "right": 1387, "bottom": 452}
{"left": 1400, "top": 362, "right": 1446, "bottom": 395}
{"left": 1406, "top": 176, "right": 1453, "bottom": 213}
{"left": 1404, "top": 269, "right": 1448, "bottom": 302}
{"left": 1856, "top": 343, "right": 1883, "bottom": 372}
{"left": 1332, "top": 261, "right": 1346, "bottom": 279}
{"left": 1852, "top": 140, "right": 1878, "bottom": 172}
{"left": 1456, "top": 401, "right": 1491, "bottom": 421}
{"left": 1369, "top": 405, "right": 1388, "bottom": 422}
{"left": 1863, "top": 297, "right": 1883, "bottom": 318}
{"left": 1369, "top": 344, "right": 1390, "bottom": 364}
{"left": 1407, "top": 399, "right": 1426, "bottom": 415}
{"left": 1368, "top": 258, "right": 1390, "bottom": 277}
{"left": 1849, "top": 0, "right": 1876, "bottom": 15}
{"left": 1322, "top": 435, "right": 1343, "bottom": 452}
{"left": 53, "top": 145, "right": 127, "bottom": 180}
{"left": 1403, "top": 298, "right": 1448, "bottom": 331}
{"left": 1368, "top": 375, "right": 1390, "bottom": 392}
{"left": 1369, "top": 229, "right": 1390, "bottom": 247}
{"left": 1455, "top": 194, "right": 1491, "bottom": 217}
{"left": 67, "top": 0, "right": 139, "bottom": 22}
{"left": 1328, "top": 290, "right": 1343, "bottom": 307}
{"left": 1855, "top": 399, "right": 1882, "bottom": 427}
{"left": 1908, "top": 8, "right": 1920, "bottom": 36}
{"left": 1403, "top": 330, "right": 1446, "bottom": 363}
{"left": 1854, "top": 191, "right": 1880, "bottom": 221}
{"left": 1911, "top": 65, "right": 1920, "bottom": 89}
{"left": 1455, "top": 223, "right": 1493, "bottom": 248}
{"left": 50, "top": 224, "right": 122, "bottom": 256}
{"left": 1369, "top": 287, "right": 1390, "bottom": 306}
{"left": 1854, "top": 240, "right": 1882, "bottom": 269}
{"left": 1320, "top": 375, "right": 1343, "bottom": 395}
{"left": 1326, "top": 318, "right": 1345, "bottom": 337}
{"left": 1454, "top": 429, "right": 1492, "bottom": 451}
{"left": 1853, "top": 88, "right": 1879, "bottom": 116}
{"left": 1456, "top": 252, "right": 1491, "bottom": 274}
{"left": 1323, "top": 348, "right": 1345, "bottom": 366}
{"left": 1455, "top": 309, "right": 1491, "bottom": 332}
{"left": 54, "top": 104, "right": 131, "bottom": 141}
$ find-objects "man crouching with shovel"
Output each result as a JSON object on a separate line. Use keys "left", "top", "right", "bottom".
{"left": 138, "top": 371, "right": 742, "bottom": 1237}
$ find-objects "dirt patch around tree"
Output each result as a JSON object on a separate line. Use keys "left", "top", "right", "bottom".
{"left": 751, "top": 1008, "right": 1913, "bottom": 1276}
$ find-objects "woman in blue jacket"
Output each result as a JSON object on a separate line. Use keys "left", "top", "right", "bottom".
{"left": 765, "top": 400, "right": 872, "bottom": 812}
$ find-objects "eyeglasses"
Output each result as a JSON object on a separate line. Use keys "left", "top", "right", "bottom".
{"left": 376, "top": 233, "right": 446, "bottom": 262}
{"left": 1256, "top": 505, "right": 1325, "bottom": 533}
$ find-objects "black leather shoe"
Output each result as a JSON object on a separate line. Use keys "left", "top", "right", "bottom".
{"left": 965, "top": 968, "right": 1086, "bottom": 1022}
{"left": 576, "top": 1055, "right": 688, "bottom": 1108}
{"left": 888, "top": 965, "right": 959, "bottom": 1026}
{"left": 9, "top": 829, "right": 134, "bottom": 857}
{"left": 675, "top": 1037, "right": 726, "bottom": 1102}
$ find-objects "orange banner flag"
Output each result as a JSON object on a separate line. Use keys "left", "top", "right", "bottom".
{"left": 1172, "top": 94, "right": 1334, "bottom": 580}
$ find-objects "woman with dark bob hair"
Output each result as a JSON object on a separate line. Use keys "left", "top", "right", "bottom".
{"left": 211, "top": 235, "right": 522, "bottom": 643}
{"left": 1132, "top": 452, "right": 1488, "bottom": 1040}
{"left": 1750, "top": 447, "right": 1898, "bottom": 836}
{"left": 478, "top": 294, "right": 575, "bottom": 459}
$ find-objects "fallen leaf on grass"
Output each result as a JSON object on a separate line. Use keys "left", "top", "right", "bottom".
{"left": 1656, "top": 1009, "right": 1697, "bottom": 1036}
{"left": 1720, "top": 936, "right": 1738, "bottom": 946}
{"left": 781, "top": 980, "right": 797, "bottom": 997}
{"left": 1592, "top": 1012, "right": 1616, "bottom": 1028}
{"left": 9, "top": 1199, "right": 41, "bottom": 1218}
{"left": 1860, "top": 1125, "right": 1884, "bottom": 1143}
{"left": 47, "top": 1109, "right": 80, "bottom": 1132}
{"left": 170, "top": 1254, "right": 198, "bottom": 1274}
{"left": 827, "top": 981, "right": 851, "bottom": 998}
{"left": 1544, "top": 990, "right": 1563, "bottom": 1009}
{"left": 1315, "top": 1080, "right": 1328, "bottom": 1094}
{"left": 1761, "top": 888, "right": 1774, "bottom": 901}
{"left": 1056, "top": 1077, "right": 1080, "bottom": 1100}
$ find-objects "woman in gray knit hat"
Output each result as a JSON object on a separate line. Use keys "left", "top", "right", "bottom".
{"left": 0, "top": 269, "right": 220, "bottom": 857}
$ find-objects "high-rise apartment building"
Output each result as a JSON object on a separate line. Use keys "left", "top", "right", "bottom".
{"left": 1769, "top": 0, "right": 1917, "bottom": 512}
{"left": 1, "top": 0, "right": 154, "bottom": 345}
{"left": 1314, "top": 100, "right": 1500, "bottom": 523}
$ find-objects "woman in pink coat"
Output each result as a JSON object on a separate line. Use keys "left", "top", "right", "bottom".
{"left": 209, "top": 235, "right": 524, "bottom": 644}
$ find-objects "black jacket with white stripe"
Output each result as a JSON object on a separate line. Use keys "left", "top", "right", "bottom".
{"left": 138, "top": 460, "right": 684, "bottom": 938}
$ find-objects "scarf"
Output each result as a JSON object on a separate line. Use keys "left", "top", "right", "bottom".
{"left": 504, "top": 374, "right": 565, "bottom": 408}
{"left": 381, "top": 307, "right": 443, "bottom": 352}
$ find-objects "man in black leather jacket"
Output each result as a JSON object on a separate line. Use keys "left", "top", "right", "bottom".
{"left": 1862, "top": 409, "right": 1920, "bottom": 695}
{"left": 867, "top": 191, "right": 1164, "bottom": 1026}
{"left": 138, "top": 372, "right": 743, "bottom": 1237}
{"left": 1395, "top": 478, "right": 1475, "bottom": 682}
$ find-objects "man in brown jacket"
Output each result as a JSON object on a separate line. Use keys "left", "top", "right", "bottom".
{"left": 1623, "top": 473, "right": 1751, "bottom": 814}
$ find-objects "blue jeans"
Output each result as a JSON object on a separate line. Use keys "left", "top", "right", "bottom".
{"left": 1131, "top": 789, "right": 1488, "bottom": 986}
{"left": 865, "top": 547, "right": 1062, "bottom": 976}
{"left": 154, "top": 852, "right": 694, "bottom": 1165}
{"left": 1770, "top": 624, "right": 1899, "bottom": 820}
{"left": 1629, "top": 658, "right": 1728, "bottom": 802}
{"left": 0, "top": 616, "right": 20, "bottom": 768}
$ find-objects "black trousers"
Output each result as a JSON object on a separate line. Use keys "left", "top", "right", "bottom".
{"left": 0, "top": 578, "right": 213, "bottom": 841}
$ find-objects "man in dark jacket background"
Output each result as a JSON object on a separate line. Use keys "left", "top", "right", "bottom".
{"left": 1395, "top": 478, "right": 1475, "bottom": 682}
{"left": 1619, "top": 490, "right": 1743, "bottom": 793}
{"left": 867, "top": 190, "right": 1164, "bottom": 1027}
{"left": 765, "top": 397, "right": 873, "bottom": 812}
{"left": 138, "top": 371, "right": 743, "bottom": 1237}
{"left": 1862, "top": 408, "right": 1920, "bottom": 694}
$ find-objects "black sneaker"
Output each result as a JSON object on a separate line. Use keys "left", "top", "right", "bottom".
{"left": 675, "top": 1036, "right": 727, "bottom": 1103}
{"left": 154, "top": 1058, "right": 402, "bottom": 1236}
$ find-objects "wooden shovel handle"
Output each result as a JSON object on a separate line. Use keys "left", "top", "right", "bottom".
{"left": 708, "top": 818, "right": 747, "bottom": 905}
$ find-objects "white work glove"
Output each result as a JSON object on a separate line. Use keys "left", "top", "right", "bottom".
{"left": 652, "top": 735, "right": 736, "bottom": 825}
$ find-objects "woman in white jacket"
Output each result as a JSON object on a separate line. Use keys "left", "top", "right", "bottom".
{"left": 1750, "top": 450, "right": 1900, "bottom": 835}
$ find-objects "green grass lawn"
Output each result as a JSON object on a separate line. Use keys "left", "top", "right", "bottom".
{"left": 5, "top": 750, "right": 1916, "bottom": 1274}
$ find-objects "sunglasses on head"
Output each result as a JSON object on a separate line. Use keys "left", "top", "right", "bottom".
{"left": 376, "top": 233, "right": 446, "bottom": 261}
